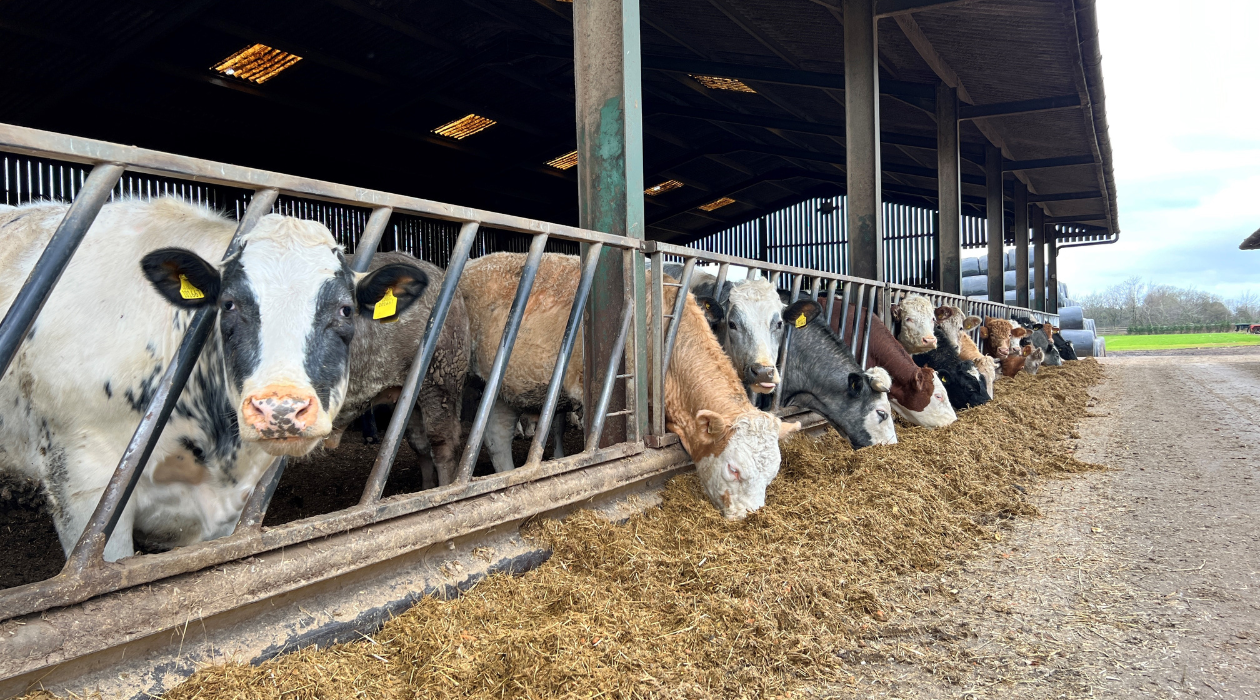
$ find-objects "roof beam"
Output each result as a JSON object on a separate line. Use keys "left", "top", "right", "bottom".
{"left": 1027, "top": 190, "right": 1102, "bottom": 203}
{"left": 875, "top": 0, "right": 984, "bottom": 18}
{"left": 958, "top": 94, "right": 1081, "bottom": 120}
{"left": 1046, "top": 215, "right": 1106, "bottom": 224}
{"left": 1004, "top": 154, "right": 1095, "bottom": 170}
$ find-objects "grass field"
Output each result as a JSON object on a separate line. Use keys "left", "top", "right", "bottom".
{"left": 1106, "top": 332, "right": 1260, "bottom": 352}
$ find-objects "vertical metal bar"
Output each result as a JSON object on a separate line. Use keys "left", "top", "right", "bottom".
{"left": 0, "top": 162, "right": 124, "bottom": 383}
{"left": 838, "top": 281, "right": 854, "bottom": 341}
{"left": 1032, "top": 206, "right": 1046, "bottom": 312}
{"left": 453, "top": 232, "right": 550, "bottom": 484}
{"left": 585, "top": 295, "right": 635, "bottom": 453}
{"left": 787, "top": 271, "right": 803, "bottom": 305}
{"left": 769, "top": 270, "right": 780, "bottom": 288}
{"left": 359, "top": 221, "right": 480, "bottom": 502}
{"left": 985, "top": 145, "right": 1004, "bottom": 304}
{"left": 714, "top": 262, "right": 730, "bottom": 297}
{"left": 660, "top": 257, "right": 696, "bottom": 377}
{"left": 64, "top": 187, "right": 279, "bottom": 568}
{"left": 236, "top": 456, "right": 287, "bottom": 529}
{"left": 649, "top": 250, "right": 666, "bottom": 437}
{"left": 811, "top": 275, "right": 823, "bottom": 302}
{"left": 850, "top": 283, "right": 866, "bottom": 356}
{"left": 824, "top": 278, "right": 840, "bottom": 327}
{"left": 526, "top": 242, "right": 604, "bottom": 466}
{"left": 1014, "top": 181, "right": 1029, "bottom": 308}
{"left": 348, "top": 206, "right": 394, "bottom": 273}
{"left": 771, "top": 323, "right": 794, "bottom": 412}
{"left": 861, "top": 285, "right": 878, "bottom": 369}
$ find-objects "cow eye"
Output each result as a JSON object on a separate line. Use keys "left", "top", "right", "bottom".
{"left": 339, "top": 305, "right": 353, "bottom": 318}
{"left": 222, "top": 300, "right": 235, "bottom": 311}
{"left": 728, "top": 321, "right": 737, "bottom": 330}
{"left": 877, "top": 410, "right": 889, "bottom": 422}
{"left": 775, "top": 320, "right": 783, "bottom": 330}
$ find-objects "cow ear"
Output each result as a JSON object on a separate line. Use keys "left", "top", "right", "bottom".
{"left": 783, "top": 299, "right": 822, "bottom": 329}
{"left": 778, "top": 420, "right": 801, "bottom": 439}
{"left": 357, "top": 263, "right": 428, "bottom": 322}
{"left": 963, "top": 315, "right": 983, "bottom": 330}
{"left": 140, "top": 247, "right": 221, "bottom": 309}
{"left": 695, "top": 296, "right": 724, "bottom": 326}
{"left": 978, "top": 326, "right": 990, "bottom": 339}
{"left": 1022, "top": 344, "right": 1033, "bottom": 357}
{"left": 695, "top": 409, "right": 727, "bottom": 435}
{"left": 890, "top": 303, "right": 902, "bottom": 320}
{"left": 1011, "top": 327, "right": 1029, "bottom": 338}
{"left": 847, "top": 372, "right": 864, "bottom": 397}
{"left": 933, "top": 306, "right": 950, "bottom": 323}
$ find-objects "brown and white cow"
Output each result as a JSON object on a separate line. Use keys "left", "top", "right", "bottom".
{"left": 979, "top": 316, "right": 1028, "bottom": 359}
{"left": 459, "top": 253, "right": 799, "bottom": 520}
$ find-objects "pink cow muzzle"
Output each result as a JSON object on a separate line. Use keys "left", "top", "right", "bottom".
{"left": 242, "top": 389, "right": 319, "bottom": 439}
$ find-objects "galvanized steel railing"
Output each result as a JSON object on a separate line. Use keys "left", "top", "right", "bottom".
{"left": 0, "top": 122, "right": 1056, "bottom": 622}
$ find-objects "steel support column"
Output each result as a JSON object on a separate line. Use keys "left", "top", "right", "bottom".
{"left": 1032, "top": 205, "right": 1046, "bottom": 311}
{"left": 844, "top": 0, "right": 882, "bottom": 281}
{"left": 1014, "top": 180, "right": 1029, "bottom": 308}
{"left": 573, "top": 0, "right": 648, "bottom": 446}
{"left": 935, "top": 82, "right": 961, "bottom": 294}
{"left": 985, "top": 145, "right": 1004, "bottom": 303}
{"left": 1048, "top": 234, "right": 1059, "bottom": 312}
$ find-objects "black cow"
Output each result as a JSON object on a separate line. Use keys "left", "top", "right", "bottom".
{"left": 912, "top": 327, "right": 991, "bottom": 410}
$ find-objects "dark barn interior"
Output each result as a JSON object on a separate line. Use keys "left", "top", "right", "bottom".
{"left": 0, "top": 0, "right": 1116, "bottom": 248}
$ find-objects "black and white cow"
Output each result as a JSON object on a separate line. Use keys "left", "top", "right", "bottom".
{"left": 913, "top": 326, "right": 991, "bottom": 410}
{"left": 0, "top": 198, "right": 426, "bottom": 560}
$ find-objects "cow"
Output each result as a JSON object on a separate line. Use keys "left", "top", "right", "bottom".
{"left": 775, "top": 299, "right": 898, "bottom": 445}
{"left": 1000, "top": 345, "right": 1043, "bottom": 377}
{"left": 830, "top": 304, "right": 955, "bottom": 429}
{"left": 912, "top": 326, "right": 991, "bottom": 410}
{"left": 889, "top": 294, "right": 938, "bottom": 354}
{"left": 1020, "top": 323, "right": 1063, "bottom": 367}
{"left": 458, "top": 253, "right": 799, "bottom": 520}
{"left": 322, "top": 252, "right": 470, "bottom": 488}
{"left": 665, "top": 264, "right": 783, "bottom": 396}
{"left": 1052, "top": 329, "right": 1078, "bottom": 361}
{"left": 0, "top": 198, "right": 426, "bottom": 561}
{"left": 978, "top": 316, "right": 1028, "bottom": 359}
{"left": 934, "top": 305, "right": 995, "bottom": 398}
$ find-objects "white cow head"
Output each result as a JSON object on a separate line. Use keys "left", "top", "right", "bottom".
{"left": 890, "top": 371, "right": 957, "bottom": 429}
{"left": 141, "top": 215, "right": 428, "bottom": 457}
{"left": 720, "top": 279, "right": 784, "bottom": 394}
{"left": 678, "top": 410, "right": 800, "bottom": 520}
{"left": 890, "top": 294, "right": 938, "bottom": 354}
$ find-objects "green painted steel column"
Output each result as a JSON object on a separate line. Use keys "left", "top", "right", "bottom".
{"left": 985, "top": 145, "right": 1004, "bottom": 304}
{"left": 1014, "top": 180, "right": 1029, "bottom": 308}
{"left": 936, "top": 82, "right": 961, "bottom": 295}
{"left": 844, "top": 0, "right": 883, "bottom": 281}
{"left": 573, "top": 0, "right": 648, "bottom": 445}
{"left": 1032, "top": 205, "right": 1046, "bottom": 311}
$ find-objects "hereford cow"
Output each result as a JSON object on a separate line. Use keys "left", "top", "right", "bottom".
{"left": 322, "top": 252, "right": 470, "bottom": 488}
{"left": 459, "top": 253, "right": 799, "bottom": 520}
{"left": 912, "top": 326, "right": 991, "bottom": 410}
{"left": 665, "top": 264, "right": 783, "bottom": 395}
{"left": 890, "top": 294, "right": 939, "bottom": 354}
{"left": 0, "top": 198, "right": 426, "bottom": 560}
{"left": 777, "top": 299, "right": 898, "bottom": 445}
{"left": 830, "top": 305, "right": 955, "bottom": 428}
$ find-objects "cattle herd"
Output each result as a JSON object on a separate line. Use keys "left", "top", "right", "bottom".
{"left": 0, "top": 198, "right": 1078, "bottom": 566}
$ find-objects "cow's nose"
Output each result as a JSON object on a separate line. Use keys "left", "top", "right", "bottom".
{"left": 922, "top": 336, "right": 937, "bottom": 348}
{"left": 243, "top": 391, "right": 317, "bottom": 438}
{"left": 747, "top": 363, "right": 779, "bottom": 388}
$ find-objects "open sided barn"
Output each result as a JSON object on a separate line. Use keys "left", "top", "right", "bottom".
{"left": 0, "top": 0, "right": 1117, "bottom": 696}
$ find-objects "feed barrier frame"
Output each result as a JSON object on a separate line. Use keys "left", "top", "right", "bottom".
{"left": 0, "top": 122, "right": 1053, "bottom": 694}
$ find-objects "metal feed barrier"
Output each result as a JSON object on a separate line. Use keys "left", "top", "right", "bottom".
{"left": 0, "top": 123, "right": 1055, "bottom": 692}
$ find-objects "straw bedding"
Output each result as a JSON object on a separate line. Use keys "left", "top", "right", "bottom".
{"left": 49, "top": 360, "right": 1105, "bottom": 699}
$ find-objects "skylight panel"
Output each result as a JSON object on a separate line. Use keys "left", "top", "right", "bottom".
{"left": 433, "top": 114, "right": 497, "bottom": 140}
{"left": 699, "top": 197, "right": 736, "bottom": 212}
{"left": 691, "top": 75, "right": 756, "bottom": 93}
{"left": 546, "top": 150, "right": 579, "bottom": 170}
{"left": 645, "top": 180, "right": 684, "bottom": 196}
{"left": 212, "top": 44, "right": 302, "bottom": 84}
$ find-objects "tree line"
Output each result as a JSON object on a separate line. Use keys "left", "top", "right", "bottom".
{"left": 1080, "top": 277, "right": 1259, "bottom": 331}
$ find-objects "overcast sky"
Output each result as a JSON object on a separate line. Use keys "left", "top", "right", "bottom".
{"left": 968, "top": 0, "right": 1260, "bottom": 301}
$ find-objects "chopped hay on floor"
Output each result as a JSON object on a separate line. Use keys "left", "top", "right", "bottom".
{"left": 143, "top": 360, "right": 1102, "bottom": 700}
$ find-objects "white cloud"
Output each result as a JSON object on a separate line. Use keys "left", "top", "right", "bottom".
{"left": 1057, "top": 0, "right": 1260, "bottom": 300}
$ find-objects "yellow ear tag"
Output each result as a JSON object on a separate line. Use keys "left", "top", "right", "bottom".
{"left": 178, "top": 274, "right": 204, "bottom": 300}
{"left": 373, "top": 288, "right": 398, "bottom": 320}
{"left": 795, "top": 313, "right": 807, "bottom": 328}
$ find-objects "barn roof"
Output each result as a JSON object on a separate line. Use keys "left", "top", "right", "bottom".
{"left": 0, "top": 0, "right": 1118, "bottom": 245}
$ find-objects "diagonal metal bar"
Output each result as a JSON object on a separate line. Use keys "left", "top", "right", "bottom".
{"left": 0, "top": 162, "right": 124, "bottom": 383}
{"left": 823, "top": 278, "right": 840, "bottom": 327}
{"left": 63, "top": 187, "right": 279, "bottom": 570}
{"left": 526, "top": 242, "right": 604, "bottom": 466}
{"left": 849, "top": 283, "right": 867, "bottom": 357}
{"left": 837, "top": 280, "right": 853, "bottom": 341}
{"left": 361, "top": 221, "right": 481, "bottom": 502}
{"left": 585, "top": 295, "right": 635, "bottom": 454}
{"left": 772, "top": 273, "right": 803, "bottom": 412}
{"left": 649, "top": 250, "right": 667, "bottom": 437}
{"left": 348, "top": 206, "right": 395, "bottom": 273}
{"left": 714, "top": 263, "right": 730, "bottom": 297}
{"left": 454, "top": 232, "right": 549, "bottom": 483}
{"left": 660, "top": 258, "right": 696, "bottom": 379}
